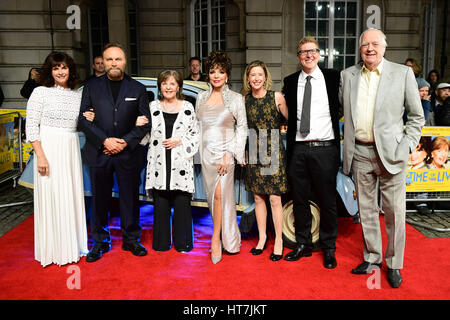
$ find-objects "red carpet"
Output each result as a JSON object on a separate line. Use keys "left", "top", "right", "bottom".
{"left": 0, "top": 206, "right": 449, "bottom": 300}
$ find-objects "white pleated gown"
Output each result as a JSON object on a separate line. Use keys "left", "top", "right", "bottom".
{"left": 26, "top": 86, "right": 88, "bottom": 267}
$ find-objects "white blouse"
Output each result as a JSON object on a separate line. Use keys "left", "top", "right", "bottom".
{"left": 143, "top": 100, "right": 200, "bottom": 193}
{"left": 25, "top": 86, "right": 82, "bottom": 142}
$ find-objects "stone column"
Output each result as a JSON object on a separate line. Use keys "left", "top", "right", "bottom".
{"left": 107, "top": 0, "right": 130, "bottom": 72}
{"left": 245, "top": 0, "right": 284, "bottom": 91}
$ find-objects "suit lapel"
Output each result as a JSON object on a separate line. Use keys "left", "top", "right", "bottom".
{"left": 115, "top": 75, "right": 129, "bottom": 108}
{"left": 374, "top": 60, "right": 392, "bottom": 115}
{"left": 350, "top": 65, "right": 361, "bottom": 129}
{"left": 323, "top": 70, "right": 335, "bottom": 114}
{"left": 289, "top": 71, "right": 301, "bottom": 121}
{"left": 102, "top": 75, "right": 115, "bottom": 107}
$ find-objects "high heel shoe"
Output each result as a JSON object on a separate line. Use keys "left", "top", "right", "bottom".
{"left": 270, "top": 241, "right": 284, "bottom": 261}
{"left": 250, "top": 236, "right": 267, "bottom": 256}
{"left": 211, "top": 242, "right": 222, "bottom": 264}
{"left": 211, "top": 254, "right": 222, "bottom": 264}
{"left": 270, "top": 252, "right": 283, "bottom": 261}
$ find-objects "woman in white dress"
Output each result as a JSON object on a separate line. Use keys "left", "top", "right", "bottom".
{"left": 26, "top": 52, "right": 88, "bottom": 267}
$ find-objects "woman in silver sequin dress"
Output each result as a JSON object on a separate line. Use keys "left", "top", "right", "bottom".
{"left": 195, "top": 51, "right": 248, "bottom": 264}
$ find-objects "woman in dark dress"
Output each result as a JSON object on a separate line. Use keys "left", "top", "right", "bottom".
{"left": 242, "top": 60, "right": 288, "bottom": 261}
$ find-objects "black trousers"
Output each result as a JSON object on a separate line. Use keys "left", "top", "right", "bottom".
{"left": 89, "top": 158, "right": 142, "bottom": 245}
{"left": 288, "top": 143, "right": 339, "bottom": 251}
{"left": 152, "top": 189, "right": 193, "bottom": 252}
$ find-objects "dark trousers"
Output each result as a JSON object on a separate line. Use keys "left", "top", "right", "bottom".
{"left": 89, "top": 158, "right": 142, "bottom": 245}
{"left": 152, "top": 189, "right": 193, "bottom": 252}
{"left": 288, "top": 143, "right": 339, "bottom": 251}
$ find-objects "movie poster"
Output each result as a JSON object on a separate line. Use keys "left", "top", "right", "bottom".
{"left": 0, "top": 109, "right": 31, "bottom": 162}
{"left": 0, "top": 113, "right": 15, "bottom": 175}
{"left": 406, "top": 127, "right": 450, "bottom": 192}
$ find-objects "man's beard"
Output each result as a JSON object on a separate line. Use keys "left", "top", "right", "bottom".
{"left": 107, "top": 67, "right": 124, "bottom": 79}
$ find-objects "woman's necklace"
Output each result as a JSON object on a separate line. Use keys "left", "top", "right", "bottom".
{"left": 162, "top": 100, "right": 178, "bottom": 113}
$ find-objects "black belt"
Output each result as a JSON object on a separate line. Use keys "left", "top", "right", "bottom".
{"left": 295, "top": 140, "right": 334, "bottom": 147}
{"left": 355, "top": 140, "right": 375, "bottom": 146}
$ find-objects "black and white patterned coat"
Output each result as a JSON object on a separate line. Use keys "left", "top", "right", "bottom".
{"left": 143, "top": 99, "right": 199, "bottom": 193}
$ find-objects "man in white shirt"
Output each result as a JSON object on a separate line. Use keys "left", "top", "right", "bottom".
{"left": 282, "top": 37, "right": 342, "bottom": 269}
{"left": 339, "top": 28, "right": 424, "bottom": 288}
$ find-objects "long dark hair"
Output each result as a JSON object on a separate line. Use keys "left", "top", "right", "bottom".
{"left": 39, "top": 52, "right": 79, "bottom": 89}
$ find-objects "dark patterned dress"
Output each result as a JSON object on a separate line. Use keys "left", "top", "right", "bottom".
{"left": 244, "top": 90, "right": 288, "bottom": 194}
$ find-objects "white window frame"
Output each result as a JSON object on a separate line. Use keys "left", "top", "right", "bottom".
{"left": 304, "top": 0, "right": 361, "bottom": 70}
{"left": 190, "top": 0, "right": 226, "bottom": 64}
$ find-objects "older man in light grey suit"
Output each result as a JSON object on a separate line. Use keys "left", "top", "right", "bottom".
{"left": 339, "top": 28, "right": 424, "bottom": 288}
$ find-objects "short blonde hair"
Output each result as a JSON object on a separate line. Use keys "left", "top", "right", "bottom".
{"left": 242, "top": 60, "right": 273, "bottom": 95}
{"left": 297, "top": 37, "right": 320, "bottom": 54}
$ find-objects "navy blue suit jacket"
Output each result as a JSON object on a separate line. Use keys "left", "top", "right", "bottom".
{"left": 78, "top": 74, "right": 151, "bottom": 169}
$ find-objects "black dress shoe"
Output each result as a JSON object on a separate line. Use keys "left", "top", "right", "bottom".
{"left": 250, "top": 237, "right": 267, "bottom": 256}
{"left": 86, "top": 243, "right": 111, "bottom": 263}
{"left": 351, "top": 261, "right": 382, "bottom": 274}
{"left": 387, "top": 269, "right": 402, "bottom": 288}
{"left": 270, "top": 252, "right": 283, "bottom": 261}
{"left": 283, "top": 245, "right": 313, "bottom": 262}
{"left": 323, "top": 251, "right": 337, "bottom": 269}
{"left": 122, "top": 241, "right": 148, "bottom": 256}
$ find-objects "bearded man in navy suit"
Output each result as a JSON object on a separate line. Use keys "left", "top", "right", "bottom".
{"left": 78, "top": 42, "right": 151, "bottom": 262}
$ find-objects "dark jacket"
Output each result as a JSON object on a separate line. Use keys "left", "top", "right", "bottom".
{"left": 185, "top": 74, "right": 207, "bottom": 82}
{"left": 435, "top": 97, "right": 450, "bottom": 126}
{"left": 282, "top": 68, "right": 343, "bottom": 167}
{"left": 20, "top": 69, "right": 40, "bottom": 99}
{"left": 78, "top": 74, "right": 151, "bottom": 169}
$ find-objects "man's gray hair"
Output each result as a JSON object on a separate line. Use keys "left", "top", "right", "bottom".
{"left": 359, "top": 28, "right": 388, "bottom": 47}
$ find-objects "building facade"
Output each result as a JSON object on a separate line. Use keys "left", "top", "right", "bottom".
{"left": 0, "top": 0, "right": 448, "bottom": 109}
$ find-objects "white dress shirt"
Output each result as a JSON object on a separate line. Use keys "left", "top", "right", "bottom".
{"left": 355, "top": 58, "right": 385, "bottom": 143}
{"left": 296, "top": 67, "right": 334, "bottom": 141}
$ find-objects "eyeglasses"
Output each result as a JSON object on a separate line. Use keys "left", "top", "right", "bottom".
{"left": 297, "top": 48, "right": 320, "bottom": 56}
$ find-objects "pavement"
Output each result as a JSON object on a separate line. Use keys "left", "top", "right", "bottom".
{"left": 0, "top": 181, "right": 33, "bottom": 238}
{"left": 1, "top": 180, "right": 449, "bottom": 239}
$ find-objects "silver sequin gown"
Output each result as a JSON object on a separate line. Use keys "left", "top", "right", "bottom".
{"left": 196, "top": 103, "right": 241, "bottom": 253}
